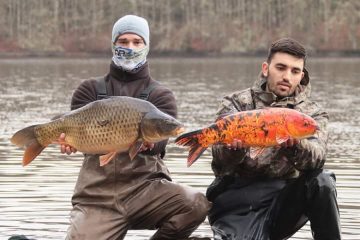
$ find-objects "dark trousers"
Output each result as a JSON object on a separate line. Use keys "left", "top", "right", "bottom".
{"left": 208, "top": 169, "right": 341, "bottom": 240}
{"left": 66, "top": 179, "right": 210, "bottom": 240}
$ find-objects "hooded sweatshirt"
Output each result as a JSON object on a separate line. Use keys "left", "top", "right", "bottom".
{"left": 211, "top": 74, "right": 329, "bottom": 179}
{"left": 70, "top": 62, "right": 177, "bottom": 205}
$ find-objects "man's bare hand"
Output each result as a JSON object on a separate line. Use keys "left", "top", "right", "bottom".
{"left": 59, "top": 133, "right": 77, "bottom": 155}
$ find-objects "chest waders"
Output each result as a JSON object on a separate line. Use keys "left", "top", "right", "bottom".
{"left": 66, "top": 77, "right": 211, "bottom": 240}
{"left": 95, "top": 77, "right": 164, "bottom": 158}
{"left": 95, "top": 76, "right": 159, "bottom": 101}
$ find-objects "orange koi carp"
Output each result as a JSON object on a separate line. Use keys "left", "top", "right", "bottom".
{"left": 175, "top": 108, "right": 319, "bottom": 167}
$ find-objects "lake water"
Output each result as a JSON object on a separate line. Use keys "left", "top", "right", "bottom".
{"left": 0, "top": 57, "right": 359, "bottom": 239}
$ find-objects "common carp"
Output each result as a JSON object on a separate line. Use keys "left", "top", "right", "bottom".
{"left": 11, "top": 96, "right": 184, "bottom": 166}
{"left": 175, "top": 108, "right": 319, "bottom": 167}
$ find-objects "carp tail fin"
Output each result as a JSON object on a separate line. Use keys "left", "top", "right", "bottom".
{"left": 187, "top": 146, "right": 207, "bottom": 167}
{"left": 175, "top": 130, "right": 208, "bottom": 167}
{"left": 10, "top": 125, "right": 46, "bottom": 166}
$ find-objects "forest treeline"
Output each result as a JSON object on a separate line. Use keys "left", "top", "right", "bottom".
{"left": 1, "top": 0, "right": 359, "bottom": 56}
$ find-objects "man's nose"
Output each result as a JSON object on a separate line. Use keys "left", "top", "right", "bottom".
{"left": 283, "top": 70, "right": 292, "bottom": 81}
{"left": 127, "top": 42, "right": 135, "bottom": 49}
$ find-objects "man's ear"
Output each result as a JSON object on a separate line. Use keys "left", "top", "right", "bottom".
{"left": 262, "top": 62, "right": 269, "bottom": 77}
{"left": 301, "top": 71, "right": 305, "bottom": 80}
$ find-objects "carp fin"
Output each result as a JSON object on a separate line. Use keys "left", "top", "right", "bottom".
{"left": 276, "top": 134, "right": 289, "bottom": 145}
{"left": 187, "top": 146, "right": 207, "bottom": 167}
{"left": 99, "top": 152, "right": 117, "bottom": 166}
{"left": 23, "top": 141, "right": 46, "bottom": 166}
{"left": 11, "top": 125, "right": 46, "bottom": 166}
{"left": 129, "top": 141, "right": 143, "bottom": 160}
{"left": 175, "top": 130, "right": 208, "bottom": 167}
{"left": 249, "top": 147, "right": 266, "bottom": 159}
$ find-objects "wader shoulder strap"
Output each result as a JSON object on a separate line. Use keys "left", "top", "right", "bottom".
{"left": 95, "top": 77, "right": 160, "bottom": 101}
{"left": 95, "top": 76, "right": 108, "bottom": 100}
{"left": 138, "top": 81, "right": 160, "bottom": 101}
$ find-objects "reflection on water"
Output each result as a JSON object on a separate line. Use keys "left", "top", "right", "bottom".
{"left": 0, "top": 57, "right": 359, "bottom": 239}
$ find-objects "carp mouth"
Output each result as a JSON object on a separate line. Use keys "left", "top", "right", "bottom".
{"left": 174, "top": 126, "right": 185, "bottom": 135}
{"left": 141, "top": 115, "right": 185, "bottom": 142}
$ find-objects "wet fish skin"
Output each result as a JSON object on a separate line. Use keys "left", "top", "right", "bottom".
{"left": 11, "top": 96, "right": 184, "bottom": 166}
{"left": 175, "top": 107, "right": 319, "bottom": 167}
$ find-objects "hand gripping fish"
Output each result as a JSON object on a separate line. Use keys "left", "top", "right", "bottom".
{"left": 11, "top": 96, "right": 184, "bottom": 166}
{"left": 175, "top": 108, "right": 319, "bottom": 167}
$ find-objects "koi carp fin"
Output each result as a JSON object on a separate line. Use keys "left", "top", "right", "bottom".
{"left": 187, "top": 146, "right": 207, "bottom": 167}
{"left": 276, "top": 135, "right": 289, "bottom": 145}
{"left": 174, "top": 129, "right": 203, "bottom": 147}
{"left": 175, "top": 129, "right": 208, "bottom": 167}
{"left": 249, "top": 147, "right": 266, "bottom": 159}
{"left": 99, "top": 152, "right": 117, "bottom": 166}
{"left": 128, "top": 141, "right": 143, "bottom": 160}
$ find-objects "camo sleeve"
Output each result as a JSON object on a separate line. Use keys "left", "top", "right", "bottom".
{"left": 211, "top": 90, "right": 254, "bottom": 176}
{"left": 286, "top": 103, "right": 329, "bottom": 170}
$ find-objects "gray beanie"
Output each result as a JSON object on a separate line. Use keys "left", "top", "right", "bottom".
{"left": 112, "top": 15, "right": 150, "bottom": 45}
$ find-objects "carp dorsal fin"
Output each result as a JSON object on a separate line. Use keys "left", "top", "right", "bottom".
{"left": 99, "top": 152, "right": 117, "bottom": 166}
{"left": 128, "top": 141, "right": 143, "bottom": 160}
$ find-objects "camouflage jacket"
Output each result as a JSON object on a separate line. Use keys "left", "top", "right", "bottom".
{"left": 211, "top": 75, "right": 329, "bottom": 179}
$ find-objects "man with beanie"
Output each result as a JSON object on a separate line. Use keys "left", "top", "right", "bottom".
{"left": 61, "top": 15, "right": 210, "bottom": 240}
{"left": 206, "top": 38, "right": 341, "bottom": 239}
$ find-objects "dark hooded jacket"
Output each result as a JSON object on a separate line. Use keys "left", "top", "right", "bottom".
{"left": 210, "top": 74, "right": 329, "bottom": 180}
{"left": 70, "top": 62, "right": 178, "bottom": 205}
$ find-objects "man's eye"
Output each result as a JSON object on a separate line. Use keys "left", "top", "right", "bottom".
{"left": 117, "top": 40, "right": 128, "bottom": 44}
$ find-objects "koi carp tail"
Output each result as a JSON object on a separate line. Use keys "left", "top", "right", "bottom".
{"left": 175, "top": 130, "right": 208, "bottom": 167}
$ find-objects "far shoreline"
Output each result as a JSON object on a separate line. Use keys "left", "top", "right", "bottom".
{"left": 0, "top": 50, "right": 360, "bottom": 60}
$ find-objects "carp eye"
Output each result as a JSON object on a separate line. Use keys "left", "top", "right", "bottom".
{"left": 97, "top": 119, "right": 110, "bottom": 126}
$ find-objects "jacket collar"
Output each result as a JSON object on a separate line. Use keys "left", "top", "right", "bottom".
{"left": 109, "top": 61, "right": 150, "bottom": 83}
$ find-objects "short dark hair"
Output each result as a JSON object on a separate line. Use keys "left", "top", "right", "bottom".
{"left": 267, "top": 38, "right": 307, "bottom": 66}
